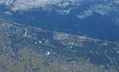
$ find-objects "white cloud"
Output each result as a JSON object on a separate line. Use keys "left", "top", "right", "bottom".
{"left": 0, "top": 0, "right": 118, "bottom": 19}
{"left": 76, "top": 0, "right": 119, "bottom": 19}
{"left": 0, "top": 0, "right": 83, "bottom": 11}
{"left": 0, "top": 0, "right": 13, "bottom": 5}
{"left": 0, "top": 0, "right": 4, "bottom": 4}
{"left": 77, "top": 9, "right": 93, "bottom": 19}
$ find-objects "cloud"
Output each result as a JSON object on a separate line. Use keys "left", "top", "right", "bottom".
{"left": 0, "top": 0, "right": 118, "bottom": 19}
{"left": 0, "top": 0, "right": 83, "bottom": 11}
{"left": 76, "top": 0, "right": 119, "bottom": 19}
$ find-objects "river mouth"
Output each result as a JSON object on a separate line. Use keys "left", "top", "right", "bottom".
{"left": 0, "top": 6, "right": 119, "bottom": 42}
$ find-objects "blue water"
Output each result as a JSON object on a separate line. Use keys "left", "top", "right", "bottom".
{"left": 0, "top": 5, "right": 119, "bottom": 42}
